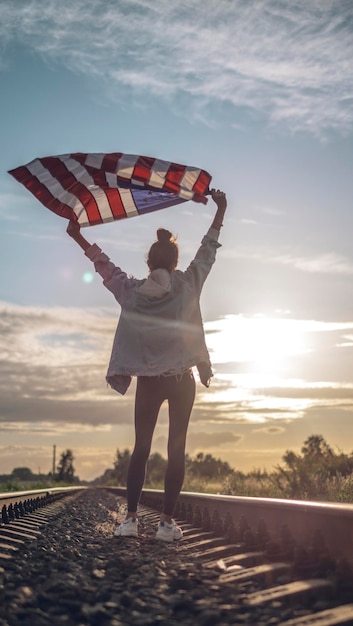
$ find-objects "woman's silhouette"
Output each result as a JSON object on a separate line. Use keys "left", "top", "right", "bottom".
{"left": 67, "top": 188, "right": 227, "bottom": 541}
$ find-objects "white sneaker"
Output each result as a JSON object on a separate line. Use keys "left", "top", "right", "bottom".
{"left": 155, "top": 519, "right": 183, "bottom": 542}
{"left": 114, "top": 517, "right": 138, "bottom": 538}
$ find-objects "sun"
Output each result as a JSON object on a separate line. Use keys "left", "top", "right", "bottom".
{"left": 205, "top": 315, "right": 309, "bottom": 374}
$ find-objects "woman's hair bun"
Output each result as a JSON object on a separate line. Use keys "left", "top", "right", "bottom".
{"left": 148, "top": 228, "right": 178, "bottom": 270}
{"left": 157, "top": 228, "right": 173, "bottom": 243}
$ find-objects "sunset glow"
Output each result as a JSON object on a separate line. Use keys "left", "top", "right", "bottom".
{"left": 206, "top": 315, "right": 309, "bottom": 372}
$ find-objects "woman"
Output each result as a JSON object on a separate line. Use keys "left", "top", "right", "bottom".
{"left": 67, "top": 188, "right": 227, "bottom": 542}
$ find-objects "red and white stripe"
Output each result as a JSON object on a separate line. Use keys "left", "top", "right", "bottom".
{"left": 9, "top": 152, "right": 212, "bottom": 227}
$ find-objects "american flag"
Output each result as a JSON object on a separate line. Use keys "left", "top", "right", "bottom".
{"left": 8, "top": 152, "right": 212, "bottom": 227}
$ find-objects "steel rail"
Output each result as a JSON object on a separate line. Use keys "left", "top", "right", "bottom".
{"left": 0, "top": 486, "right": 86, "bottom": 524}
{"left": 5, "top": 485, "right": 351, "bottom": 566}
{"left": 107, "top": 487, "right": 353, "bottom": 567}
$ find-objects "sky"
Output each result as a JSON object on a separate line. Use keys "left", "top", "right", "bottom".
{"left": 1, "top": 0, "right": 353, "bottom": 481}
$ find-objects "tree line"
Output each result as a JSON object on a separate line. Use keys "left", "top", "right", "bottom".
{"left": 93, "top": 449, "right": 234, "bottom": 488}
{"left": 94, "top": 435, "right": 353, "bottom": 502}
{"left": 3, "top": 435, "right": 353, "bottom": 502}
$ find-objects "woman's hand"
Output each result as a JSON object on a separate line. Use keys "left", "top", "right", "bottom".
{"left": 210, "top": 188, "right": 227, "bottom": 211}
{"left": 66, "top": 219, "right": 91, "bottom": 252}
{"left": 210, "top": 189, "right": 227, "bottom": 231}
{"left": 66, "top": 219, "right": 81, "bottom": 238}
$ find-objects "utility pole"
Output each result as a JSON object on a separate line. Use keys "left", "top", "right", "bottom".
{"left": 52, "top": 445, "right": 56, "bottom": 477}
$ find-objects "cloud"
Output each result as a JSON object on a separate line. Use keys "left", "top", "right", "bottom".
{"left": 259, "top": 206, "right": 285, "bottom": 217}
{"left": 241, "top": 219, "right": 258, "bottom": 225}
{"left": 279, "top": 253, "right": 353, "bottom": 275}
{"left": 153, "top": 430, "right": 244, "bottom": 455}
{"left": 0, "top": 421, "right": 112, "bottom": 434}
{"left": 194, "top": 402, "right": 304, "bottom": 424}
{"left": 253, "top": 426, "right": 286, "bottom": 435}
{"left": 186, "top": 431, "right": 243, "bottom": 452}
{"left": 1, "top": 0, "right": 353, "bottom": 134}
{"left": 259, "top": 383, "right": 353, "bottom": 401}
{"left": 2, "top": 302, "right": 353, "bottom": 434}
{"left": 0, "top": 302, "right": 133, "bottom": 428}
{"left": 225, "top": 247, "right": 353, "bottom": 276}
{"left": 3, "top": 302, "right": 353, "bottom": 477}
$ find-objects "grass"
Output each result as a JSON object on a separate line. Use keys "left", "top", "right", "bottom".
{"left": 0, "top": 480, "right": 75, "bottom": 493}
{"left": 2, "top": 474, "right": 353, "bottom": 502}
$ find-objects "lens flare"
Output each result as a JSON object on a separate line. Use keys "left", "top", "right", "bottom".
{"left": 82, "top": 271, "right": 94, "bottom": 284}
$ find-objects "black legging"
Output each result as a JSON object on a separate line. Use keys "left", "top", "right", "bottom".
{"left": 127, "top": 370, "right": 196, "bottom": 516}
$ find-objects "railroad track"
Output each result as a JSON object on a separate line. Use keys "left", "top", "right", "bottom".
{"left": 0, "top": 486, "right": 85, "bottom": 560}
{"left": 1, "top": 487, "right": 353, "bottom": 625}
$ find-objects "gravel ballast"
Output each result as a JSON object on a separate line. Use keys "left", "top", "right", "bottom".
{"left": 0, "top": 489, "right": 332, "bottom": 625}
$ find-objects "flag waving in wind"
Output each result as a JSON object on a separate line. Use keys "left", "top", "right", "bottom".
{"left": 8, "top": 152, "right": 212, "bottom": 227}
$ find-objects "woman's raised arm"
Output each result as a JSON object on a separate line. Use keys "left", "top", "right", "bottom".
{"left": 66, "top": 220, "right": 92, "bottom": 253}
{"left": 209, "top": 188, "right": 227, "bottom": 230}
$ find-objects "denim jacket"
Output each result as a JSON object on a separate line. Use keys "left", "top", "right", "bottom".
{"left": 85, "top": 228, "right": 221, "bottom": 394}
